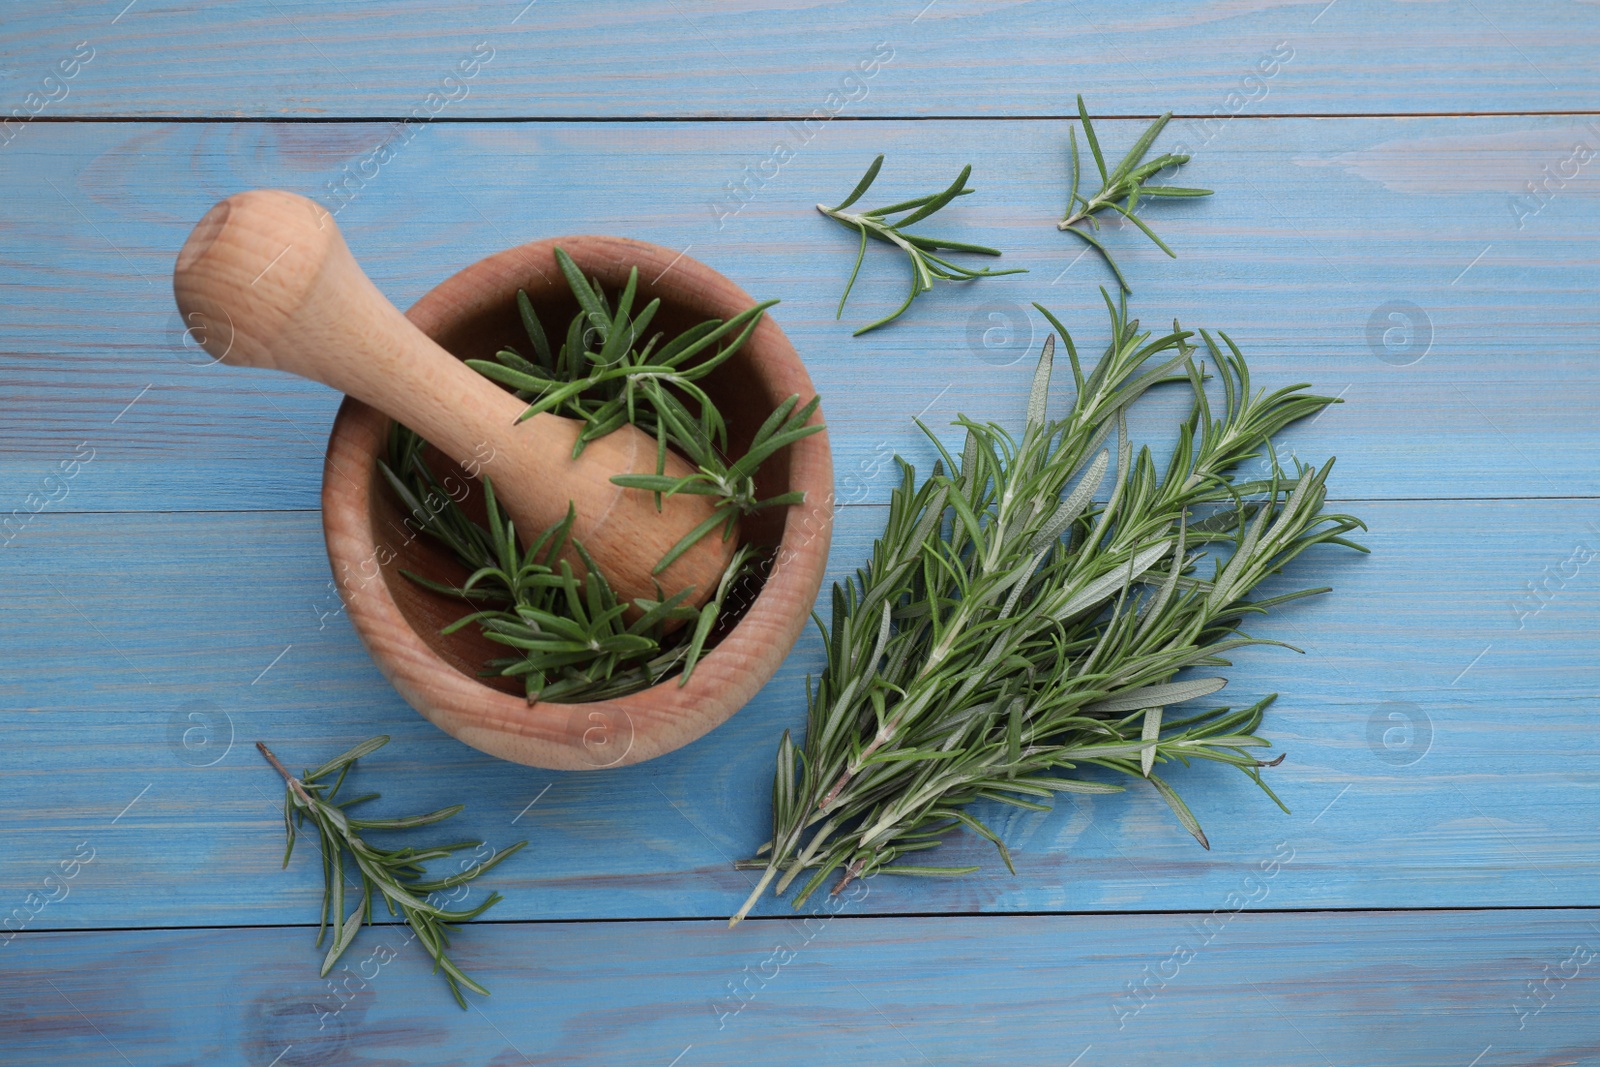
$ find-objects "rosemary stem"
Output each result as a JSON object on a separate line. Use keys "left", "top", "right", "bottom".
{"left": 817, "top": 157, "right": 1024, "bottom": 333}
{"left": 730, "top": 864, "right": 781, "bottom": 927}
{"left": 261, "top": 736, "right": 526, "bottom": 1004}
{"left": 821, "top": 630, "right": 961, "bottom": 809}
{"left": 257, "top": 741, "right": 316, "bottom": 808}
{"left": 832, "top": 858, "right": 867, "bottom": 895}
{"left": 1058, "top": 198, "right": 1102, "bottom": 230}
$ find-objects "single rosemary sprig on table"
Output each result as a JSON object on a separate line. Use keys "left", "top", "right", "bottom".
{"left": 258, "top": 736, "right": 526, "bottom": 1006}
{"left": 818, "top": 154, "right": 1027, "bottom": 335}
{"left": 1059, "top": 95, "right": 1212, "bottom": 292}
{"left": 384, "top": 247, "right": 823, "bottom": 702}
{"left": 731, "top": 293, "right": 1365, "bottom": 924}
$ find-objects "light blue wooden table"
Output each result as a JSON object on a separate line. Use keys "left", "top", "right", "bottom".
{"left": 3, "top": 3, "right": 1598, "bottom": 1063}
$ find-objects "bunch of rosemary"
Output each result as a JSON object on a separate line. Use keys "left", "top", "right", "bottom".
{"left": 383, "top": 249, "right": 822, "bottom": 702}
{"left": 732, "top": 294, "right": 1365, "bottom": 922}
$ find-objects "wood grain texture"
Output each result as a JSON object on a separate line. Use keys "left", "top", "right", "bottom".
{"left": 4, "top": 1, "right": 1597, "bottom": 117}
{"left": 6, "top": 910, "right": 1599, "bottom": 1065}
{"left": 2, "top": 116, "right": 1597, "bottom": 513}
{"left": 2, "top": 498, "right": 1595, "bottom": 928}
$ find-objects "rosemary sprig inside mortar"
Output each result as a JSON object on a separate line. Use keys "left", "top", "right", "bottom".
{"left": 382, "top": 248, "right": 824, "bottom": 703}
{"left": 1059, "top": 95, "right": 1212, "bottom": 292}
{"left": 730, "top": 293, "right": 1365, "bottom": 923}
{"left": 258, "top": 736, "right": 526, "bottom": 1007}
{"left": 819, "top": 154, "right": 1027, "bottom": 335}
{"left": 387, "top": 451, "right": 761, "bottom": 702}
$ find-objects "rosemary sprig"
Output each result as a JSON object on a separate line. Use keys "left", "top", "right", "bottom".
{"left": 818, "top": 154, "right": 1027, "bottom": 335}
{"left": 1059, "top": 95, "right": 1212, "bottom": 292}
{"left": 385, "top": 438, "right": 759, "bottom": 703}
{"left": 471, "top": 249, "right": 776, "bottom": 463}
{"left": 258, "top": 737, "right": 526, "bottom": 1007}
{"left": 385, "top": 248, "right": 823, "bottom": 702}
{"left": 731, "top": 293, "right": 1365, "bottom": 924}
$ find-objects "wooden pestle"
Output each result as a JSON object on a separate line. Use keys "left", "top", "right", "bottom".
{"left": 173, "top": 189, "right": 736, "bottom": 609}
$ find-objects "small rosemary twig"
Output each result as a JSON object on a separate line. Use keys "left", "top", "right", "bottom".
{"left": 259, "top": 737, "right": 526, "bottom": 1007}
{"left": 818, "top": 154, "right": 1027, "bottom": 335}
{"left": 1059, "top": 95, "right": 1212, "bottom": 292}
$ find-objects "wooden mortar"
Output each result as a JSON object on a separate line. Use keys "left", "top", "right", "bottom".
{"left": 317, "top": 232, "right": 831, "bottom": 769}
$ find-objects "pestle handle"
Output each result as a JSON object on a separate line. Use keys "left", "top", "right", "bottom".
{"left": 174, "top": 190, "right": 543, "bottom": 476}
{"left": 172, "top": 190, "right": 734, "bottom": 608}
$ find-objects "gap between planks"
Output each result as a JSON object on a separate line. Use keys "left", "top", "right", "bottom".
{"left": 13, "top": 903, "right": 1600, "bottom": 940}
{"left": 17, "top": 110, "right": 1600, "bottom": 125}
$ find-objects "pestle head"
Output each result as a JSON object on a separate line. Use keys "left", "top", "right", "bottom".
{"left": 174, "top": 190, "right": 344, "bottom": 373}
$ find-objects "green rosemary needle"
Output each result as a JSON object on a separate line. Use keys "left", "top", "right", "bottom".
{"left": 258, "top": 736, "right": 526, "bottom": 1007}
{"left": 731, "top": 293, "right": 1365, "bottom": 924}
{"left": 1059, "top": 95, "right": 1212, "bottom": 292}
{"left": 819, "top": 154, "right": 1027, "bottom": 335}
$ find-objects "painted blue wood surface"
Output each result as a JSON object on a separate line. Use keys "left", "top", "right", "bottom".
{"left": 7, "top": 910, "right": 1599, "bottom": 1065}
{"left": 2, "top": 117, "right": 1598, "bottom": 512}
{"left": 3, "top": 2, "right": 1599, "bottom": 1061}
{"left": 4, "top": 1, "right": 1598, "bottom": 117}
{"left": 2, "top": 498, "right": 1596, "bottom": 927}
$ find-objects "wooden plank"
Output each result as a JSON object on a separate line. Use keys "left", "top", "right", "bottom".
{"left": 6, "top": 910, "right": 1598, "bottom": 1065}
{"left": 2, "top": 499, "right": 1596, "bottom": 929}
{"left": 2, "top": 116, "right": 1598, "bottom": 512}
{"left": 5, "top": 1, "right": 1598, "bottom": 118}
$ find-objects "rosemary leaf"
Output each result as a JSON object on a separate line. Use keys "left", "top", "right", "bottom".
{"left": 386, "top": 249, "right": 823, "bottom": 703}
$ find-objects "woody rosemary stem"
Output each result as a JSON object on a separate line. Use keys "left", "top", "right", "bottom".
{"left": 256, "top": 741, "right": 315, "bottom": 807}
